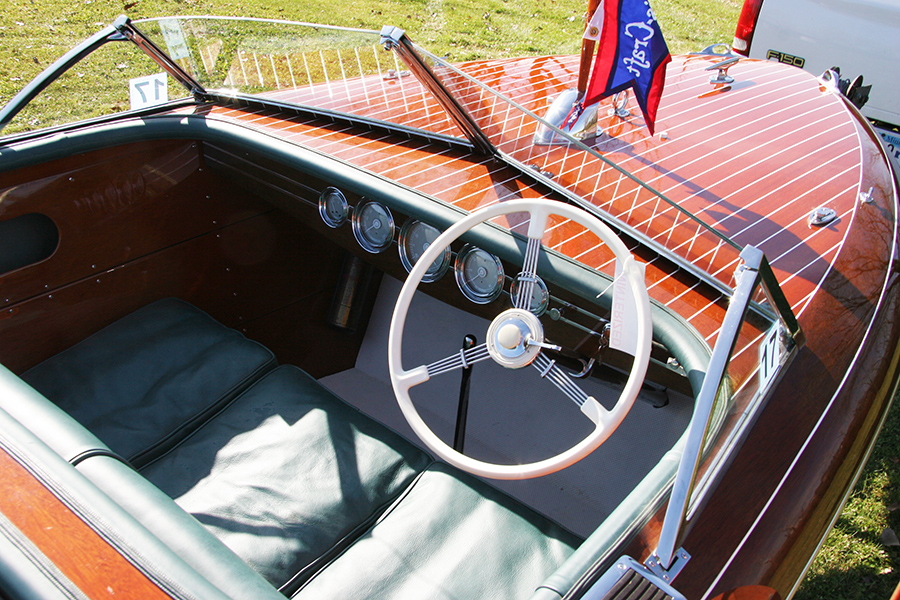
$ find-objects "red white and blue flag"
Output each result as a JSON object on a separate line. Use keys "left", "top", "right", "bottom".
{"left": 584, "top": 0, "right": 671, "bottom": 134}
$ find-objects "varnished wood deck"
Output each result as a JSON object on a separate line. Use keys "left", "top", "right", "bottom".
{"left": 172, "top": 53, "right": 891, "bottom": 398}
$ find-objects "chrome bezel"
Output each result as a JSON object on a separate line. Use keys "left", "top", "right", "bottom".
{"left": 398, "top": 219, "right": 451, "bottom": 283}
{"left": 509, "top": 272, "right": 550, "bottom": 316}
{"left": 454, "top": 244, "right": 505, "bottom": 304}
{"left": 352, "top": 199, "right": 395, "bottom": 253}
{"left": 318, "top": 186, "right": 350, "bottom": 228}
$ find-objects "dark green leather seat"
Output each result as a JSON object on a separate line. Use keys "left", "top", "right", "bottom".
{"left": 293, "top": 462, "right": 580, "bottom": 600}
{"left": 22, "top": 298, "right": 276, "bottom": 467}
{"left": 138, "top": 364, "right": 433, "bottom": 593}
{"left": 11, "top": 299, "right": 582, "bottom": 599}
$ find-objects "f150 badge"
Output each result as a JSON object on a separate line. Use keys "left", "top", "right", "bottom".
{"left": 766, "top": 50, "right": 805, "bottom": 68}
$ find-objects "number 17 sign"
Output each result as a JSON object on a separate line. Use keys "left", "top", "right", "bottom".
{"left": 129, "top": 73, "right": 168, "bottom": 110}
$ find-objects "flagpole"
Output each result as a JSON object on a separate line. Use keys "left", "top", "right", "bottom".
{"left": 577, "top": 0, "right": 601, "bottom": 95}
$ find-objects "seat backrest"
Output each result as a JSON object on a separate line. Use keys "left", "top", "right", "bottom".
{"left": 0, "top": 368, "right": 285, "bottom": 600}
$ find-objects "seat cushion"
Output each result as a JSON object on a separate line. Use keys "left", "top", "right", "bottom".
{"left": 138, "top": 364, "right": 433, "bottom": 592}
{"left": 22, "top": 298, "right": 276, "bottom": 468}
{"left": 292, "top": 462, "right": 581, "bottom": 600}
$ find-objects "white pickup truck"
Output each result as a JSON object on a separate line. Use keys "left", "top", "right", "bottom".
{"left": 731, "top": 0, "right": 900, "bottom": 174}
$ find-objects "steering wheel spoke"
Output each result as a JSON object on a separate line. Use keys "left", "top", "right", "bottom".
{"left": 425, "top": 342, "right": 491, "bottom": 377}
{"left": 514, "top": 236, "right": 543, "bottom": 310}
{"left": 532, "top": 354, "right": 589, "bottom": 407}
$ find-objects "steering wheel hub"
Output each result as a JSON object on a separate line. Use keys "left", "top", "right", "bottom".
{"left": 486, "top": 308, "right": 543, "bottom": 368}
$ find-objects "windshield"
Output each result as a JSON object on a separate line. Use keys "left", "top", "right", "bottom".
{"left": 134, "top": 17, "right": 466, "bottom": 140}
{"left": 130, "top": 17, "right": 749, "bottom": 295}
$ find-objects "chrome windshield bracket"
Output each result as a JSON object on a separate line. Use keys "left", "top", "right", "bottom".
{"left": 384, "top": 27, "right": 497, "bottom": 156}
{"left": 581, "top": 556, "right": 687, "bottom": 600}
{"left": 653, "top": 246, "right": 764, "bottom": 571}
{"left": 380, "top": 25, "right": 405, "bottom": 50}
{"left": 113, "top": 16, "right": 207, "bottom": 100}
{"left": 646, "top": 548, "right": 691, "bottom": 584}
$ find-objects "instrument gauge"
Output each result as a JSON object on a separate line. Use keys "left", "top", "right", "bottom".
{"left": 509, "top": 273, "right": 550, "bottom": 316}
{"left": 352, "top": 200, "right": 395, "bottom": 253}
{"left": 318, "top": 187, "right": 350, "bottom": 228}
{"left": 455, "top": 244, "right": 504, "bottom": 304}
{"left": 399, "top": 220, "right": 451, "bottom": 283}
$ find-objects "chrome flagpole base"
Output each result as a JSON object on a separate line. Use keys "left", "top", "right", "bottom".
{"left": 534, "top": 88, "right": 601, "bottom": 146}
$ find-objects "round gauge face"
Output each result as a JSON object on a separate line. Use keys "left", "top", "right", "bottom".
{"left": 318, "top": 187, "right": 349, "bottom": 228}
{"left": 509, "top": 273, "right": 550, "bottom": 316}
{"left": 352, "top": 200, "right": 395, "bottom": 253}
{"left": 455, "top": 244, "right": 505, "bottom": 304}
{"left": 399, "top": 220, "right": 451, "bottom": 283}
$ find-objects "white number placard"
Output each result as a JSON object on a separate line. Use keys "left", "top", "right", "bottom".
{"left": 759, "top": 325, "right": 782, "bottom": 390}
{"left": 129, "top": 73, "right": 168, "bottom": 110}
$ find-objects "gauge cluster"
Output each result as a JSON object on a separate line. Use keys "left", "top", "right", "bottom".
{"left": 319, "top": 186, "right": 515, "bottom": 308}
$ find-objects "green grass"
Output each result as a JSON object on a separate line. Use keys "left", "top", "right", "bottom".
{"left": 795, "top": 404, "right": 900, "bottom": 600}
{"left": 2, "top": 0, "right": 899, "bottom": 597}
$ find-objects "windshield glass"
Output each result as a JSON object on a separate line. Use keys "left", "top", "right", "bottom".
{"left": 131, "top": 17, "right": 747, "bottom": 291}
{"left": 134, "top": 17, "right": 465, "bottom": 140}
{"left": 0, "top": 33, "right": 192, "bottom": 136}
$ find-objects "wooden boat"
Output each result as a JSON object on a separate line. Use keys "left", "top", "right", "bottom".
{"left": 0, "top": 14, "right": 897, "bottom": 600}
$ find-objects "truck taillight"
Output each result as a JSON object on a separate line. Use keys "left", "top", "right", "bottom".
{"left": 732, "top": 0, "right": 764, "bottom": 55}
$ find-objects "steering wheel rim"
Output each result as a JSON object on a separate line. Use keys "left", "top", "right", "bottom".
{"left": 388, "top": 199, "right": 651, "bottom": 480}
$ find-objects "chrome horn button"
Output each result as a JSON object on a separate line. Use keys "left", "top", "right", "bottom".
{"left": 486, "top": 308, "right": 544, "bottom": 368}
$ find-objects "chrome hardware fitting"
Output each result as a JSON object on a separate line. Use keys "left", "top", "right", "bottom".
{"left": 858, "top": 186, "right": 875, "bottom": 204}
{"left": 808, "top": 206, "right": 838, "bottom": 227}
{"left": 607, "top": 91, "right": 631, "bottom": 119}
{"left": 383, "top": 69, "right": 410, "bottom": 80}
{"left": 646, "top": 548, "right": 691, "bottom": 584}
{"left": 706, "top": 56, "right": 740, "bottom": 85}
{"left": 380, "top": 25, "right": 405, "bottom": 50}
{"left": 581, "top": 556, "right": 687, "bottom": 600}
{"left": 534, "top": 89, "right": 600, "bottom": 145}
{"left": 695, "top": 43, "right": 737, "bottom": 57}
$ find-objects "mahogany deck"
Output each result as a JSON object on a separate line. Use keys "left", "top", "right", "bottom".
{"left": 172, "top": 53, "right": 887, "bottom": 396}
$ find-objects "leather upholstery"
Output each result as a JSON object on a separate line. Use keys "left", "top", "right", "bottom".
{"left": 8, "top": 299, "right": 585, "bottom": 599}
{"left": 76, "top": 455, "right": 289, "bottom": 600}
{"left": 293, "top": 462, "right": 580, "bottom": 600}
{"left": 22, "top": 298, "right": 276, "bottom": 467}
{"left": 0, "top": 402, "right": 254, "bottom": 600}
{"left": 139, "top": 365, "right": 433, "bottom": 592}
{"left": 0, "top": 362, "right": 112, "bottom": 464}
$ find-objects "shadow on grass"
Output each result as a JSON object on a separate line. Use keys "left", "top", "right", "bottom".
{"left": 795, "top": 397, "right": 900, "bottom": 600}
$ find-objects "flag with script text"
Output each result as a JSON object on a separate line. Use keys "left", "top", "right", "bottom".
{"left": 584, "top": 0, "right": 671, "bottom": 134}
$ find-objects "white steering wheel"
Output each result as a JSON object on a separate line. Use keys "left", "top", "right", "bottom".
{"left": 388, "top": 199, "right": 651, "bottom": 479}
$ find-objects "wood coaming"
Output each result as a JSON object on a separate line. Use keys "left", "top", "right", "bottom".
{"left": 0, "top": 448, "right": 174, "bottom": 599}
